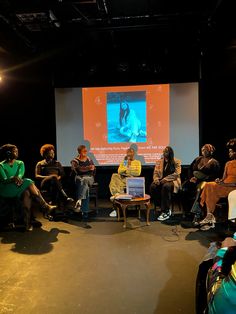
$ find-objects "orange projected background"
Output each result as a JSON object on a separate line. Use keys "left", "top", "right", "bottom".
{"left": 83, "top": 84, "right": 169, "bottom": 165}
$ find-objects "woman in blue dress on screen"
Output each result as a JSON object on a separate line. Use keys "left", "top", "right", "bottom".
{"left": 119, "top": 97, "right": 146, "bottom": 143}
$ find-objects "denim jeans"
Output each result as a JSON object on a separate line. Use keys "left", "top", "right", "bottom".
{"left": 75, "top": 175, "right": 94, "bottom": 200}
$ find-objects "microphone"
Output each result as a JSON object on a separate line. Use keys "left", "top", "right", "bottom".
{"left": 124, "top": 156, "right": 128, "bottom": 166}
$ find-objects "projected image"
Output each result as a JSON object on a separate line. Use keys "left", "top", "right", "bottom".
{"left": 107, "top": 91, "right": 147, "bottom": 143}
{"left": 56, "top": 84, "right": 172, "bottom": 165}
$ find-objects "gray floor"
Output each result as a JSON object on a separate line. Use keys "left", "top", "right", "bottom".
{"left": 0, "top": 201, "right": 224, "bottom": 314}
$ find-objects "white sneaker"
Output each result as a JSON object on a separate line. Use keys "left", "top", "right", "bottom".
{"left": 157, "top": 210, "right": 171, "bottom": 221}
{"left": 67, "top": 197, "right": 74, "bottom": 202}
{"left": 109, "top": 210, "right": 117, "bottom": 217}
{"left": 74, "top": 199, "right": 82, "bottom": 213}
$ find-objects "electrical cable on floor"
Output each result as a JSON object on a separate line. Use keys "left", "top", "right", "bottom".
{"left": 162, "top": 225, "right": 180, "bottom": 242}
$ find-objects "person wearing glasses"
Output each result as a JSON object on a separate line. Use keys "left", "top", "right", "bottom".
{"left": 71, "top": 145, "right": 95, "bottom": 226}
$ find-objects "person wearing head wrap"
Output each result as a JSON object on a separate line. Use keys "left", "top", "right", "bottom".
{"left": 199, "top": 139, "right": 236, "bottom": 230}
{"left": 182, "top": 144, "right": 220, "bottom": 225}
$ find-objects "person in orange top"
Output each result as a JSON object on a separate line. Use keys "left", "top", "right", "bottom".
{"left": 199, "top": 138, "right": 236, "bottom": 230}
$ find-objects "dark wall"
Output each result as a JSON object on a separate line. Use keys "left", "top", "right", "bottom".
{"left": 0, "top": 63, "right": 56, "bottom": 177}
{"left": 1, "top": 48, "right": 236, "bottom": 198}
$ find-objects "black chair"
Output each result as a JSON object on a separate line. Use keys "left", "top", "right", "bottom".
{"left": 90, "top": 182, "right": 99, "bottom": 208}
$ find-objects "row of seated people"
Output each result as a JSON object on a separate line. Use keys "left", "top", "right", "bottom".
{"left": 108, "top": 140, "right": 236, "bottom": 231}
{"left": 1, "top": 139, "right": 236, "bottom": 231}
{"left": 190, "top": 138, "right": 236, "bottom": 230}
{"left": 0, "top": 143, "right": 94, "bottom": 230}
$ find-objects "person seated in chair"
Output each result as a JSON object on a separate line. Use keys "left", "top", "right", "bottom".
{"left": 35, "top": 144, "right": 74, "bottom": 206}
{"left": 182, "top": 144, "right": 220, "bottom": 224}
{"left": 109, "top": 147, "right": 141, "bottom": 217}
{"left": 0, "top": 144, "right": 57, "bottom": 230}
{"left": 199, "top": 138, "right": 236, "bottom": 230}
{"left": 150, "top": 146, "right": 181, "bottom": 221}
{"left": 71, "top": 145, "right": 95, "bottom": 225}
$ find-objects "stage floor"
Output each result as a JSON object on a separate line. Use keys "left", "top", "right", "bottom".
{"left": 0, "top": 199, "right": 230, "bottom": 314}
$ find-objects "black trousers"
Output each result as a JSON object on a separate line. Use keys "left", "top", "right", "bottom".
{"left": 150, "top": 181, "right": 174, "bottom": 213}
{"left": 181, "top": 180, "right": 198, "bottom": 213}
{"left": 40, "top": 177, "right": 63, "bottom": 203}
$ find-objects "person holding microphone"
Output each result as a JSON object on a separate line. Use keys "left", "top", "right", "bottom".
{"left": 109, "top": 147, "right": 141, "bottom": 217}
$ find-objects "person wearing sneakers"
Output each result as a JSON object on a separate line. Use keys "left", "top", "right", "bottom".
{"left": 71, "top": 145, "right": 95, "bottom": 218}
{"left": 35, "top": 144, "right": 74, "bottom": 206}
{"left": 150, "top": 146, "right": 181, "bottom": 221}
{"left": 181, "top": 144, "right": 220, "bottom": 225}
{"left": 109, "top": 147, "right": 141, "bottom": 217}
{"left": 199, "top": 138, "right": 236, "bottom": 231}
{"left": 0, "top": 144, "right": 57, "bottom": 230}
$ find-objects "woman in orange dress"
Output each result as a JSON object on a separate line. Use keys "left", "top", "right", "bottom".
{"left": 200, "top": 139, "right": 236, "bottom": 230}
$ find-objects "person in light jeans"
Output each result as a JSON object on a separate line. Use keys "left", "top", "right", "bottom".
{"left": 71, "top": 145, "right": 95, "bottom": 227}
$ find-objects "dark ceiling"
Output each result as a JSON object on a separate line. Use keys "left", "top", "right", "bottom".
{"left": 0, "top": 0, "right": 236, "bottom": 85}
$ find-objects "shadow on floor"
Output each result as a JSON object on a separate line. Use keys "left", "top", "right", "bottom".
{"left": 154, "top": 249, "right": 197, "bottom": 314}
{"left": 0, "top": 227, "right": 70, "bottom": 255}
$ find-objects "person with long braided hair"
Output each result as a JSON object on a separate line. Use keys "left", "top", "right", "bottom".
{"left": 150, "top": 146, "right": 181, "bottom": 221}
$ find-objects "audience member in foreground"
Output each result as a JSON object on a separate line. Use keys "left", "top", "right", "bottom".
{"left": 206, "top": 233, "right": 236, "bottom": 314}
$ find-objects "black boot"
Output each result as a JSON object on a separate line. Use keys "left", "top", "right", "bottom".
{"left": 34, "top": 193, "right": 57, "bottom": 218}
